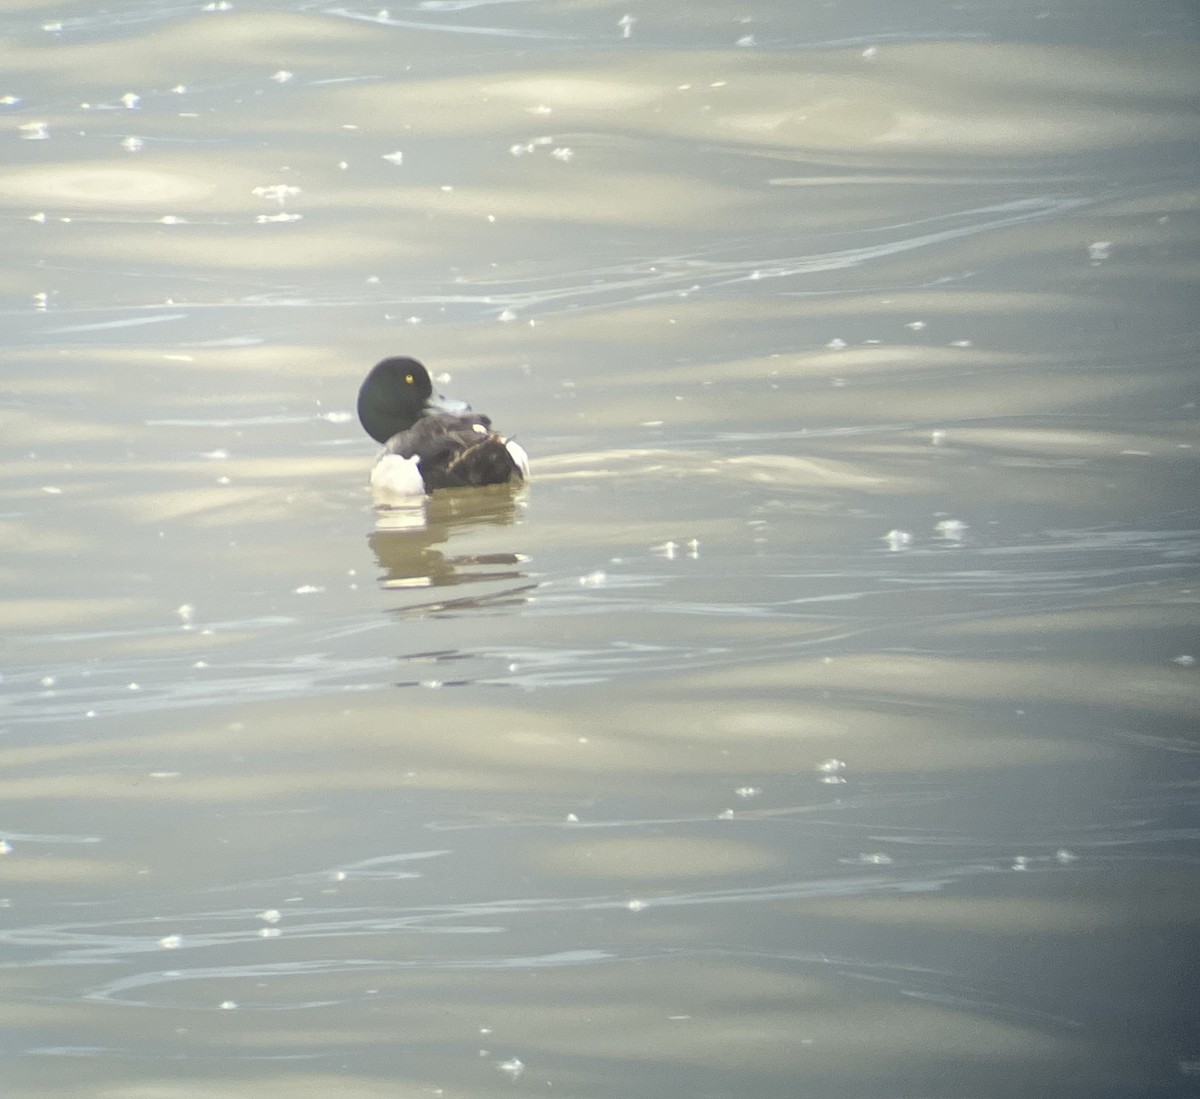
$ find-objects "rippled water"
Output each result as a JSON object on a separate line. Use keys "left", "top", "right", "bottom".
{"left": 2, "top": 1, "right": 1198, "bottom": 1096}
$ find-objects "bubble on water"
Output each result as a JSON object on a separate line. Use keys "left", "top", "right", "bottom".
{"left": 825, "top": 337, "right": 846, "bottom": 349}
{"left": 905, "top": 320, "right": 926, "bottom": 330}
{"left": 736, "top": 34, "right": 756, "bottom": 46}
{"left": 626, "top": 899, "right": 647, "bottom": 912}
{"left": 270, "top": 70, "right": 293, "bottom": 83}
{"left": 293, "top": 585, "right": 324, "bottom": 595}
{"left": 1, "top": 95, "right": 21, "bottom": 106}
{"left": 861, "top": 46, "right": 878, "bottom": 60}
{"left": 856, "top": 852, "right": 893, "bottom": 865}
{"left": 497, "top": 1058, "right": 524, "bottom": 1080}
{"left": 578, "top": 570, "right": 606, "bottom": 587}
{"left": 1055, "top": 848, "right": 1078, "bottom": 864}
{"left": 0, "top": 841, "right": 12, "bottom": 855}
{"left": 29, "top": 211, "right": 47, "bottom": 222}
{"left": 883, "top": 529, "right": 912, "bottom": 551}
{"left": 259, "top": 927, "right": 281, "bottom": 938}
{"left": 618, "top": 13, "right": 635, "bottom": 37}
{"left": 930, "top": 429, "right": 946, "bottom": 445}
{"left": 1172, "top": 654, "right": 1195, "bottom": 667}
{"left": 218, "top": 1000, "right": 238, "bottom": 1010}
{"left": 252, "top": 183, "right": 301, "bottom": 205}
{"left": 497, "top": 308, "right": 517, "bottom": 322}
{"left": 817, "top": 758, "right": 845, "bottom": 775}
{"left": 1011, "top": 855, "right": 1030, "bottom": 871}
{"left": 259, "top": 909, "right": 282, "bottom": 924}
{"left": 19, "top": 121, "right": 49, "bottom": 140}
{"left": 158, "top": 934, "right": 183, "bottom": 949}
{"left": 735, "top": 786, "right": 760, "bottom": 798}
{"left": 121, "top": 92, "right": 140, "bottom": 109}
{"left": 550, "top": 146, "right": 574, "bottom": 162}
{"left": 950, "top": 339, "right": 972, "bottom": 348}
{"left": 717, "top": 808, "right": 735, "bottom": 820}
{"left": 653, "top": 541, "right": 678, "bottom": 559}
{"left": 934, "top": 518, "right": 968, "bottom": 541}
{"left": 121, "top": 136, "right": 144, "bottom": 152}
{"left": 566, "top": 813, "right": 579, "bottom": 822}
{"left": 381, "top": 150, "right": 404, "bottom": 165}
{"left": 1087, "top": 240, "right": 1111, "bottom": 262}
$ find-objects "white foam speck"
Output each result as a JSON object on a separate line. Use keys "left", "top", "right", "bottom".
{"left": 497, "top": 1058, "right": 524, "bottom": 1080}
{"left": 251, "top": 184, "right": 301, "bottom": 205}
{"left": 934, "top": 518, "right": 968, "bottom": 541}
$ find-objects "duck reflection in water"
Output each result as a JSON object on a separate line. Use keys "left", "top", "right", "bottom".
{"left": 368, "top": 486, "right": 532, "bottom": 598}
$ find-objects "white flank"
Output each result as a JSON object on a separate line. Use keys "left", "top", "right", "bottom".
{"left": 370, "top": 453, "right": 425, "bottom": 501}
{"left": 505, "top": 438, "right": 531, "bottom": 479}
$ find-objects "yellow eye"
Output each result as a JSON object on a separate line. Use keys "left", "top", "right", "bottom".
{"left": 405, "top": 373, "right": 414, "bottom": 384}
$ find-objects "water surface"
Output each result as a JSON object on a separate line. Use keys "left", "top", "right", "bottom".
{"left": 1, "top": 1, "right": 1198, "bottom": 1096}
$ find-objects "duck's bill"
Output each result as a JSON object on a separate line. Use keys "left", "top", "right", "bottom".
{"left": 427, "top": 393, "right": 472, "bottom": 415}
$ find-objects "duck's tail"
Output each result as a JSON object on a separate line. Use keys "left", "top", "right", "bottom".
{"left": 446, "top": 434, "right": 527, "bottom": 487}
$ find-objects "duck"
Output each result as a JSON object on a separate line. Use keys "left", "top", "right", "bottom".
{"left": 357, "top": 356, "right": 529, "bottom": 500}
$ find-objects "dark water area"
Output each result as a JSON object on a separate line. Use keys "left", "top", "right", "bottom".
{"left": 1, "top": 1, "right": 1198, "bottom": 1096}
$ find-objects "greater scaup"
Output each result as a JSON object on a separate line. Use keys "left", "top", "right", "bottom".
{"left": 357, "top": 356, "right": 529, "bottom": 500}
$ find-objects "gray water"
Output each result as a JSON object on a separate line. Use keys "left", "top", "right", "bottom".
{"left": 1, "top": 1, "right": 1198, "bottom": 1096}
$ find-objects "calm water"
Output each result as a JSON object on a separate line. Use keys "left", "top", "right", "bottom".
{"left": 2, "top": 1, "right": 1198, "bottom": 1096}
